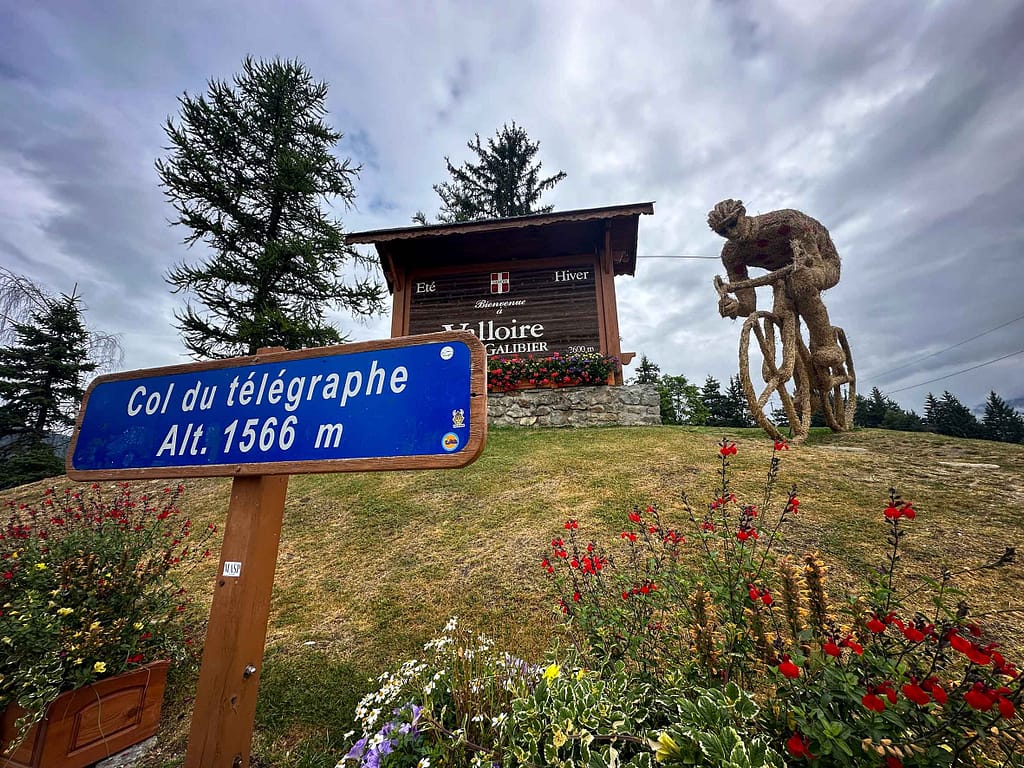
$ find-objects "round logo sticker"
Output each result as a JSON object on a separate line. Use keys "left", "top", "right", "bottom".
{"left": 441, "top": 432, "right": 460, "bottom": 452}
{"left": 439, "top": 345, "right": 454, "bottom": 361}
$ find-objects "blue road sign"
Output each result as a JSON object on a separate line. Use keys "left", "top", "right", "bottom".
{"left": 67, "top": 333, "right": 487, "bottom": 479}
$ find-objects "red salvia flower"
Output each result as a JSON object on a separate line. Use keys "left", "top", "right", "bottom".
{"left": 964, "top": 683, "right": 995, "bottom": 712}
{"left": 862, "top": 692, "right": 886, "bottom": 713}
{"left": 997, "top": 694, "right": 1016, "bottom": 719}
{"left": 719, "top": 441, "right": 738, "bottom": 456}
{"left": 922, "top": 678, "right": 948, "bottom": 705}
{"left": 966, "top": 646, "right": 992, "bottom": 665}
{"left": 866, "top": 616, "right": 887, "bottom": 634}
{"left": 886, "top": 757, "right": 903, "bottom": 768}
{"left": 628, "top": 510, "right": 642, "bottom": 523}
{"left": 785, "top": 733, "right": 815, "bottom": 760}
{"left": 902, "top": 625, "right": 925, "bottom": 643}
{"left": 884, "top": 505, "right": 901, "bottom": 520}
{"left": 620, "top": 531, "right": 637, "bottom": 542}
{"left": 843, "top": 639, "right": 863, "bottom": 655}
{"left": 572, "top": 590, "right": 582, "bottom": 602}
{"left": 564, "top": 519, "right": 578, "bottom": 530}
{"left": 823, "top": 640, "right": 841, "bottom": 658}
{"left": 902, "top": 682, "right": 930, "bottom": 706}
{"left": 774, "top": 440, "right": 789, "bottom": 451}
{"left": 778, "top": 655, "right": 800, "bottom": 679}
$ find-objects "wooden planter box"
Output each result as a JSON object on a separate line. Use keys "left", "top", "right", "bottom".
{"left": 1, "top": 660, "right": 169, "bottom": 768}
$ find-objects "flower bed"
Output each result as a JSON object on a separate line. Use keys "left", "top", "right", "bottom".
{"left": 487, "top": 352, "right": 618, "bottom": 393}
{"left": 0, "top": 484, "right": 214, "bottom": 752}
{"left": 339, "top": 441, "right": 1023, "bottom": 768}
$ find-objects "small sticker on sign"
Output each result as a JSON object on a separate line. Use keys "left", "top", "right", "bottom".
{"left": 439, "top": 345, "right": 454, "bottom": 360}
{"left": 441, "top": 432, "right": 460, "bottom": 452}
{"left": 223, "top": 561, "right": 242, "bottom": 577}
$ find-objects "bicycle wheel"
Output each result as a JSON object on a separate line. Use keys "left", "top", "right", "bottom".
{"left": 738, "top": 311, "right": 810, "bottom": 442}
{"left": 798, "top": 325, "right": 856, "bottom": 432}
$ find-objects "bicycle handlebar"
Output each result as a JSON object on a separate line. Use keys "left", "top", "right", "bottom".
{"left": 713, "top": 263, "right": 796, "bottom": 298}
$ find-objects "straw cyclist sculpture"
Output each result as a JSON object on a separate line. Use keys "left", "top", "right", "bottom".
{"left": 708, "top": 199, "right": 856, "bottom": 442}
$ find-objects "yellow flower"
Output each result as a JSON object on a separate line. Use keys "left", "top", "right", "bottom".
{"left": 10, "top": 551, "right": 17, "bottom": 559}
{"left": 35, "top": 563, "right": 46, "bottom": 571}
{"left": 74, "top": 657, "right": 83, "bottom": 665}
{"left": 575, "top": 669, "right": 587, "bottom": 681}
{"left": 542, "top": 663, "right": 561, "bottom": 682}
{"left": 89, "top": 621, "right": 101, "bottom": 631}
{"left": 133, "top": 621, "right": 144, "bottom": 630}
{"left": 651, "top": 732, "right": 681, "bottom": 764}
{"left": 57, "top": 607, "right": 74, "bottom": 616}
{"left": 93, "top": 661, "right": 106, "bottom": 674}
{"left": 552, "top": 729, "right": 567, "bottom": 748}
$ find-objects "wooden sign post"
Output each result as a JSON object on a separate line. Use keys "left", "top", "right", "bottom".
{"left": 66, "top": 333, "right": 487, "bottom": 767}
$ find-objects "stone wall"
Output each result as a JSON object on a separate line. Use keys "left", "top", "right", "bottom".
{"left": 487, "top": 384, "right": 661, "bottom": 427}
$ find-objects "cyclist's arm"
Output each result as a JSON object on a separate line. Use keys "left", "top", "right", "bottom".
{"left": 722, "top": 245, "right": 757, "bottom": 316}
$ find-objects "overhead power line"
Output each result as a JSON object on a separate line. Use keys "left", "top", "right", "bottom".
{"left": 637, "top": 254, "right": 720, "bottom": 260}
{"left": 884, "top": 348, "right": 1024, "bottom": 395}
{"left": 867, "top": 311, "right": 1024, "bottom": 381}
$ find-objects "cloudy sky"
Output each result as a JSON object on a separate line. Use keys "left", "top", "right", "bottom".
{"left": 2, "top": 0, "right": 1022, "bottom": 414}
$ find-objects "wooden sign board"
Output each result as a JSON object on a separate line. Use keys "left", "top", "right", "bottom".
{"left": 65, "top": 332, "right": 487, "bottom": 768}
{"left": 67, "top": 332, "right": 487, "bottom": 479}
{"left": 407, "top": 261, "right": 602, "bottom": 358}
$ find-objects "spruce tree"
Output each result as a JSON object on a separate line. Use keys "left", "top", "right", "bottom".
{"left": 932, "top": 391, "right": 981, "bottom": 439}
{"left": 981, "top": 391, "right": 1024, "bottom": 443}
{"left": 631, "top": 354, "right": 661, "bottom": 384}
{"left": 0, "top": 292, "right": 97, "bottom": 488}
{"left": 723, "top": 374, "right": 753, "bottom": 427}
{"left": 923, "top": 392, "right": 940, "bottom": 431}
{"left": 157, "top": 56, "right": 384, "bottom": 359}
{"left": 700, "top": 376, "right": 730, "bottom": 427}
{"left": 424, "top": 122, "right": 566, "bottom": 223}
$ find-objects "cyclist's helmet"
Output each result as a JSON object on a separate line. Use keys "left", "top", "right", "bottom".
{"left": 707, "top": 199, "right": 746, "bottom": 234}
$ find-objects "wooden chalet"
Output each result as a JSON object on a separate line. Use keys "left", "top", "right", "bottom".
{"left": 348, "top": 201, "right": 654, "bottom": 384}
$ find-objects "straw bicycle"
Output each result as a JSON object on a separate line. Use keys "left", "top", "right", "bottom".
{"left": 713, "top": 263, "right": 856, "bottom": 442}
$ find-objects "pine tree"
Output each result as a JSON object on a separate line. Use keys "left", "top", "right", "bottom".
{"left": 157, "top": 56, "right": 384, "bottom": 359}
{"left": 981, "top": 391, "right": 1024, "bottom": 443}
{"left": 0, "top": 292, "right": 97, "bottom": 488}
{"left": 631, "top": 354, "right": 661, "bottom": 384}
{"left": 425, "top": 122, "right": 566, "bottom": 223}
